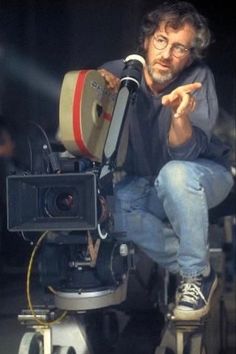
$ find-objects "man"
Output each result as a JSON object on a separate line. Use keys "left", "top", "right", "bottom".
{"left": 98, "top": 1, "right": 233, "bottom": 320}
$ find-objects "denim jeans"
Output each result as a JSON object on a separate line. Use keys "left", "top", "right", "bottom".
{"left": 113, "top": 159, "right": 234, "bottom": 277}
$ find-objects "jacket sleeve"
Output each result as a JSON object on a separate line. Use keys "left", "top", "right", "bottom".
{"left": 98, "top": 59, "right": 124, "bottom": 77}
{"left": 167, "top": 66, "right": 219, "bottom": 161}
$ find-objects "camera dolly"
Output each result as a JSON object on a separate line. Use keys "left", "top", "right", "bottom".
{"left": 17, "top": 231, "right": 135, "bottom": 354}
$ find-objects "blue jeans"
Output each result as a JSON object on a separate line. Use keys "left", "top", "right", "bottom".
{"left": 113, "top": 159, "right": 234, "bottom": 277}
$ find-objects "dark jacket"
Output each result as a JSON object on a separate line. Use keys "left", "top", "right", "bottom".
{"left": 100, "top": 59, "right": 231, "bottom": 177}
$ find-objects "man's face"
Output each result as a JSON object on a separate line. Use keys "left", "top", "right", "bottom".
{"left": 144, "top": 22, "right": 196, "bottom": 87}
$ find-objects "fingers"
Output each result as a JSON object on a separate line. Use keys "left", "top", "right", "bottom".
{"left": 180, "top": 82, "right": 202, "bottom": 93}
{"left": 174, "top": 92, "right": 196, "bottom": 118}
{"left": 98, "top": 69, "right": 120, "bottom": 92}
{"left": 162, "top": 82, "right": 202, "bottom": 104}
{"left": 161, "top": 82, "right": 202, "bottom": 118}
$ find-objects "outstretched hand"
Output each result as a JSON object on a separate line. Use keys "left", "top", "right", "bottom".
{"left": 162, "top": 82, "right": 202, "bottom": 118}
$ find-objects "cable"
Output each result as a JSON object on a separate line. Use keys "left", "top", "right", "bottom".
{"left": 26, "top": 230, "right": 67, "bottom": 326}
{"left": 26, "top": 136, "right": 33, "bottom": 172}
{"left": 19, "top": 231, "right": 32, "bottom": 242}
{"left": 29, "top": 121, "right": 53, "bottom": 154}
{"left": 29, "top": 121, "right": 61, "bottom": 173}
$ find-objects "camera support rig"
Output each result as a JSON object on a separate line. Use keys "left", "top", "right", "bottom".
{"left": 7, "top": 55, "right": 145, "bottom": 354}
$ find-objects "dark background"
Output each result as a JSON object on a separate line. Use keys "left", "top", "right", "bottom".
{"left": 0, "top": 0, "right": 235, "bottom": 138}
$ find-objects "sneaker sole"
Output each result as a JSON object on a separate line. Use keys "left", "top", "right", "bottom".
{"left": 173, "top": 275, "right": 218, "bottom": 321}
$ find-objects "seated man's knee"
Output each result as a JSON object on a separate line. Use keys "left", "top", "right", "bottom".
{"left": 155, "top": 161, "right": 192, "bottom": 192}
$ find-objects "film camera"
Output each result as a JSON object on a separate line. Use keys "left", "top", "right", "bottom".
{"left": 6, "top": 55, "right": 145, "bottom": 311}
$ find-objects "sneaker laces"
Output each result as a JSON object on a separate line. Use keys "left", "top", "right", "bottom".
{"left": 177, "top": 276, "right": 207, "bottom": 306}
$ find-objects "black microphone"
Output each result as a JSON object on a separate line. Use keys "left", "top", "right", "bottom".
{"left": 119, "top": 54, "right": 145, "bottom": 92}
{"left": 99, "top": 54, "right": 145, "bottom": 183}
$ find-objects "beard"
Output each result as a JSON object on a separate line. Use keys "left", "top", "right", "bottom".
{"left": 146, "top": 62, "right": 175, "bottom": 85}
{"left": 144, "top": 49, "right": 186, "bottom": 85}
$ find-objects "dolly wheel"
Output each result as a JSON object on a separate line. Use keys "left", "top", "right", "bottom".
{"left": 18, "top": 332, "right": 43, "bottom": 354}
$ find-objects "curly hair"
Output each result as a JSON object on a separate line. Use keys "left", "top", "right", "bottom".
{"left": 138, "top": 1, "right": 211, "bottom": 60}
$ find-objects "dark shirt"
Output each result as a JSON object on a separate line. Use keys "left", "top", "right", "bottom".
{"left": 100, "top": 59, "right": 231, "bottom": 177}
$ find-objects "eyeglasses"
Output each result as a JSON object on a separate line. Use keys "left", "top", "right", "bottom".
{"left": 153, "top": 35, "right": 191, "bottom": 58}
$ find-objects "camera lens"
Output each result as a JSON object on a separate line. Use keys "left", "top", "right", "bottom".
{"left": 56, "top": 192, "right": 73, "bottom": 211}
{"left": 44, "top": 187, "right": 80, "bottom": 217}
